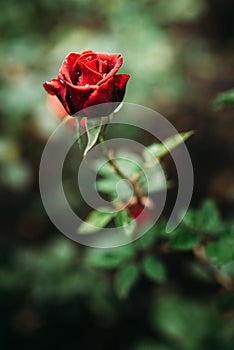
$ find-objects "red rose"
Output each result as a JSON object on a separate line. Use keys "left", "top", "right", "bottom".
{"left": 46, "top": 95, "right": 86, "bottom": 129}
{"left": 43, "top": 50, "right": 130, "bottom": 117}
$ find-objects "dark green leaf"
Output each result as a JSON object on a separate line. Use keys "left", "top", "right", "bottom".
{"left": 220, "top": 225, "right": 234, "bottom": 245}
{"left": 169, "top": 227, "right": 200, "bottom": 250}
{"left": 212, "top": 88, "right": 234, "bottom": 110}
{"left": 85, "top": 245, "right": 136, "bottom": 269}
{"left": 114, "top": 263, "right": 139, "bottom": 299}
{"left": 152, "top": 296, "right": 210, "bottom": 346}
{"left": 197, "top": 199, "right": 222, "bottom": 234}
{"left": 115, "top": 209, "right": 137, "bottom": 237}
{"left": 182, "top": 209, "right": 197, "bottom": 229}
{"left": 154, "top": 220, "right": 168, "bottom": 238}
{"left": 206, "top": 241, "right": 233, "bottom": 266}
{"left": 142, "top": 256, "right": 166, "bottom": 283}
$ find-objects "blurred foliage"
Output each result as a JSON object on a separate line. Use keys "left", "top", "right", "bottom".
{"left": 1, "top": 0, "right": 234, "bottom": 349}
{"left": 1, "top": 200, "right": 234, "bottom": 348}
{"left": 212, "top": 88, "right": 234, "bottom": 110}
{"left": 79, "top": 132, "right": 191, "bottom": 236}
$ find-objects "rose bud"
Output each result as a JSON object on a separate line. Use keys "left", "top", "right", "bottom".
{"left": 46, "top": 95, "right": 88, "bottom": 130}
{"left": 129, "top": 203, "right": 152, "bottom": 228}
{"left": 43, "top": 50, "right": 130, "bottom": 118}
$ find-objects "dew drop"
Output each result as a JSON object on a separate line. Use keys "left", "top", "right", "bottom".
{"left": 85, "top": 84, "right": 89, "bottom": 87}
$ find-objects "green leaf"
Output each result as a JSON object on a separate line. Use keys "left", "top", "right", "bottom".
{"left": 85, "top": 245, "right": 136, "bottom": 269}
{"left": 96, "top": 176, "right": 133, "bottom": 200}
{"left": 138, "top": 165, "right": 167, "bottom": 194}
{"left": 115, "top": 150, "right": 143, "bottom": 177}
{"left": 182, "top": 209, "right": 197, "bottom": 229}
{"left": 212, "top": 88, "right": 234, "bottom": 110}
{"left": 197, "top": 199, "right": 222, "bottom": 234}
{"left": 93, "top": 151, "right": 142, "bottom": 178}
{"left": 206, "top": 241, "right": 233, "bottom": 266}
{"left": 91, "top": 158, "right": 114, "bottom": 175}
{"left": 221, "top": 261, "right": 234, "bottom": 279}
{"left": 96, "top": 177, "right": 119, "bottom": 194}
{"left": 78, "top": 207, "right": 115, "bottom": 234}
{"left": 114, "top": 263, "right": 139, "bottom": 299}
{"left": 115, "top": 209, "right": 137, "bottom": 237}
{"left": 136, "top": 225, "right": 158, "bottom": 250}
{"left": 83, "top": 117, "right": 103, "bottom": 157}
{"left": 169, "top": 227, "right": 200, "bottom": 250}
{"left": 143, "top": 131, "right": 194, "bottom": 161}
{"left": 142, "top": 256, "right": 166, "bottom": 283}
{"left": 152, "top": 296, "right": 210, "bottom": 347}
{"left": 221, "top": 225, "right": 234, "bottom": 245}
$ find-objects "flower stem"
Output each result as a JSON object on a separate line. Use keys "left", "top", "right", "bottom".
{"left": 98, "top": 134, "right": 144, "bottom": 203}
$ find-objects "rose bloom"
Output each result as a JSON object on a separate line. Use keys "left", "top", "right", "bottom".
{"left": 46, "top": 95, "right": 86, "bottom": 129}
{"left": 43, "top": 50, "right": 130, "bottom": 117}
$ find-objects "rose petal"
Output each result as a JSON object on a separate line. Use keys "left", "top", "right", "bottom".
{"left": 43, "top": 81, "right": 55, "bottom": 95}
{"left": 78, "top": 51, "right": 98, "bottom": 64}
{"left": 64, "top": 82, "right": 92, "bottom": 115}
{"left": 58, "top": 52, "right": 81, "bottom": 84}
{"left": 112, "top": 74, "right": 130, "bottom": 101}
{"left": 43, "top": 79, "right": 72, "bottom": 115}
{"left": 83, "top": 78, "right": 121, "bottom": 117}
{"left": 84, "top": 58, "right": 99, "bottom": 71}
{"left": 97, "top": 54, "right": 123, "bottom": 85}
{"left": 98, "top": 53, "right": 122, "bottom": 69}
{"left": 77, "top": 62, "right": 102, "bottom": 86}
{"left": 85, "top": 78, "right": 114, "bottom": 106}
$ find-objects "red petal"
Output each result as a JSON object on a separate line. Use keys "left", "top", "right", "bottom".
{"left": 97, "top": 54, "right": 123, "bottom": 85}
{"left": 43, "top": 81, "right": 55, "bottom": 95}
{"left": 112, "top": 74, "right": 130, "bottom": 101}
{"left": 83, "top": 78, "right": 116, "bottom": 116}
{"left": 85, "top": 78, "right": 114, "bottom": 107}
{"left": 58, "top": 52, "right": 81, "bottom": 84}
{"left": 84, "top": 58, "right": 99, "bottom": 71}
{"left": 64, "top": 83, "right": 92, "bottom": 115}
{"left": 78, "top": 62, "right": 102, "bottom": 86}
{"left": 43, "top": 79, "right": 72, "bottom": 115}
{"left": 98, "top": 53, "right": 123, "bottom": 70}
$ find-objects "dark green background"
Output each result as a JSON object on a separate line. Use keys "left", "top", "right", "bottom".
{"left": 0, "top": 0, "right": 234, "bottom": 349}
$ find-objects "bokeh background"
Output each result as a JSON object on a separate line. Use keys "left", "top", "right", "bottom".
{"left": 1, "top": 0, "right": 234, "bottom": 349}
